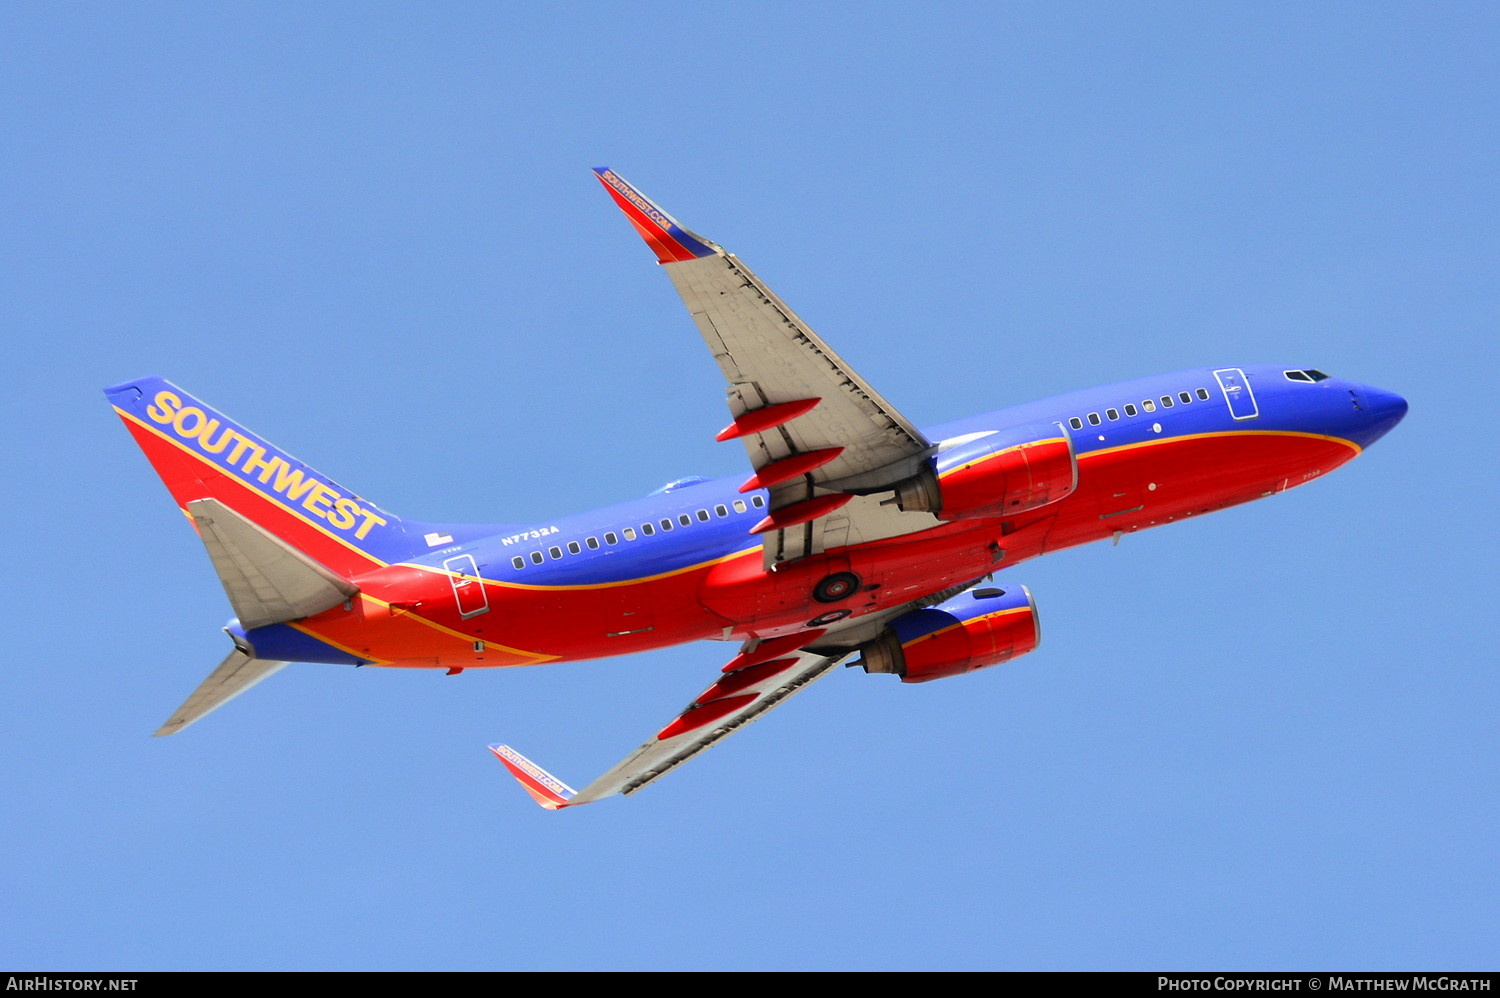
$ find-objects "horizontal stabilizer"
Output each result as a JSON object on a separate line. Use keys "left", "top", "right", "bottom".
{"left": 155, "top": 649, "right": 289, "bottom": 736}
{"left": 188, "top": 498, "right": 359, "bottom": 630}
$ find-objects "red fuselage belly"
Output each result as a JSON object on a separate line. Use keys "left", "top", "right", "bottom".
{"left": 294, "top": 429, "right": 1356, "bottom": 669}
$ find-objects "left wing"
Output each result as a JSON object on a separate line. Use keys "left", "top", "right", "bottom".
{"left": 492, "top": 642, "right": 846, "bottom": 809}
{"left": 595, "top": 168, "right": 941, "bottom": 566}
{"left": 490, "top": 580, "right": 985, "bottom": 809}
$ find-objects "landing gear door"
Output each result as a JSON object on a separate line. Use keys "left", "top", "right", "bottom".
{"left": 443, "top": 554, "right": 490, "bottom": 619}
{"left": 1214, "top": 368, "right": 1260, "bottom": 420}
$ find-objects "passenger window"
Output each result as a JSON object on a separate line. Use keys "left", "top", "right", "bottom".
{"left": 605, "top": 532, "right": 618, "bottom": 545}
{"left": 530, "top": 551, "right": 543, "bottom": 565}
{"left": 752, "top": 495, "right": 765, "bottom": 508}
{"left": 697, "top": 509, "right": 710, "bottom": 522}
{"left": 623, "top": 527, "right": 637, "bottom": 541}
{"left": 679, "top": 514, "right": 692, "bottom": 527}
{"left": 1087, "top": 413, "right": 1101, "bottom": 425}
{"left": 1161, "top": 396, "right": 1174, "bottom": 408}
{"left": 715, "top": 504, "right": 728, "bottom": 517}
{"left": 1106, "top": 408, "right": 1119, "bottom": 420}
{"left": 660, "top": 518, "right": 673, "bottom": 531}
{"left": 548, "top": 546, "right": 562, "bottom": 560}
{"left": 1124, "top": 404, "right": 1138, "bottom": 417}
{"left": 1196, "top": 388, "right": 1210, "bottom": 400}
{"left": 641, "top": 523, "right": 654, "bottom": 536}
{"left": 512, "top": 556, "right": 524, "bottom": 570}
{"left": 1179, "top": 392, "right": 1191, "bottom": 404}
{"left": 567, "top": 541, "right": 581, "bottom": 554}
{"left": 733, "top": 500, "right": 747, "bottom": 513}
{"left": 1143, "top": 399, "right": 1156, "bottom": 412}
{"left": 1069, "top": 417, "right": 1083, "bottom": 430}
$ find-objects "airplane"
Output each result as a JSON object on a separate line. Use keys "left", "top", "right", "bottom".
{"left": 105, "top": 167, "right": 1408, "bottom": 809}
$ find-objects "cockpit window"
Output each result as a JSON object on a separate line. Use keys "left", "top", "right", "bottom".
{"left": 1305, "top": 369, "right": 1330, "bottom": 381}
{"left": 1285, "top": 369, "right": 1331, "bottom": 383}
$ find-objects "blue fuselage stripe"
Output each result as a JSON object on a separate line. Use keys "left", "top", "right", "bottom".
{"left": 406, "top": 364, "right": 1372, "bottom": 588}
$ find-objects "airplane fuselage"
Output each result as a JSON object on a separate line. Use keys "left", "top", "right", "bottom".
{"left": 109, "top": 167, "right": 1410, "bottom": 803}
{"left": 234, "top": 363, "right": 1406, "bottom": 671}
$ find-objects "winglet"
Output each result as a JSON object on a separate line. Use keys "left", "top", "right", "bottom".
{"left": 488, "top": 744, "right": 578, "bottom": 810}
{"left": 593, "top": 167, "right": 722, "bottom": 264}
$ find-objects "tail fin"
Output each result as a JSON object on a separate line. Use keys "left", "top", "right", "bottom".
{"left": 108, "top": 377, "right": 421, "bottom": 734}
{"left": 106, "top": 377, "right": 410, "bottom": 577}
{"left": 152, "top": 499, "right": 354, "bottom": 735}
{"left": 109, "top": 378, "right": 529, "bottom": 733}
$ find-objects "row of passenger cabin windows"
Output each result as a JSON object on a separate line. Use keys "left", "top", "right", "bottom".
{"left": 1067, "top": 387, "right": 1212, "bottom": 431}
{"left": 511, "top": 494, "right": 767, "bottom": 569}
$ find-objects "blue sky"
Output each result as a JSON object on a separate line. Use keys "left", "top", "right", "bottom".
{"left": 3, "top": 2, "right": 1496, "bottom": 971}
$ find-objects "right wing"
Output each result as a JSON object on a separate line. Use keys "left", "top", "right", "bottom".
{"left": 595, "top": 168, "right": 940, "bottom": 567}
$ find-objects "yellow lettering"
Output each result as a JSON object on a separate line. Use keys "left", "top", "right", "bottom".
{"left": 137, "top": 390, "right": 391, "bottom": 544}
{"left": 271, "top": 463, "right": 317, "bottom": 502}
{"left": 173, "top": 406, "right": 206, "bottom": 438}
{"left": 257, "top": 455, "right": 291, "bottom": 484}
{"left": 224, "top": 437, "right": 257, "bottom": 466}
{"left": 146, "top": 390, "right": 181, "bottom": 424}
{"left": 198, "top": 420, "right": 235, "bottom": 454}
{"left": 354, "top": 509, "right": 388, "bottom": 540}
{"left": 242, "top": 447, "right": 277, "bottom": 481}
{"left": 327, "top": 497, "right": 359, "bottom": 530}
{"left": 301, "top": 482, "right": 336, "bottom": 519}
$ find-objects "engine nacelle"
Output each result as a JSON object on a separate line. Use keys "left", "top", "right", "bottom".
{"left": 892, "top": 422, "right": 1076, "bottom": 520}
{"left": 858, "top": 585, "right": 1040, "bottom": 683}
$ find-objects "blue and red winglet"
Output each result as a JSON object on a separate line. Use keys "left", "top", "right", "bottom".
{"left": 593, "top": 167, "right": 722, "bottom": 264}
{"left": 488, "top": 744, "right": 578, "bottom": 810}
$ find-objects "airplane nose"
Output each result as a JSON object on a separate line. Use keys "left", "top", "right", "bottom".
{"left": 1352, "top": 384, "right": 1407, "bottom": 448}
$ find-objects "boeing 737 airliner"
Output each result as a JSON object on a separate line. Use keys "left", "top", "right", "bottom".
{"left": 107, "top": 169, "right": 1407, "bottom": 808}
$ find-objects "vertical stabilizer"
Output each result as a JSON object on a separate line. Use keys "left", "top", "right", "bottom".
{"left": 107, "top": 378, "right": 400, "bottom": 734}
{"left": 106, "top": 377, "right": 409, "bottom": 577}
